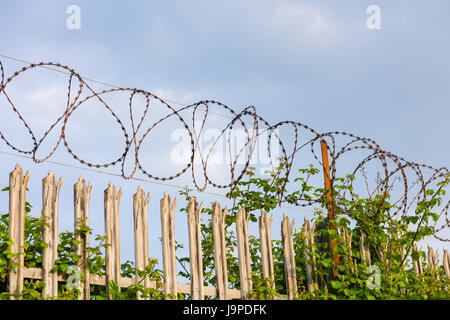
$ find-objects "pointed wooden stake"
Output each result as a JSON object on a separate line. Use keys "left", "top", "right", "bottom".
{"left": 259, "top": 209, "right": 275, "bottom": 297}
{"left": 7, "top": 164, "right": 29, "bottom": 300}
{"left": 282, "top": 214, "right": 297, "bottom": 299}
{"left": 212, "top": 201, "right": 228, "bottom": 300}
{"left": 74, "top": 176, "right": 92, "bottom": 300}
{"left": 133, "top": 186, "right": 150, "bottom": 299}
{"left": 187, "top": 197, "right": 204, "bottom": 300}
{"left": 42, "top": 171, "right": 62, "bottom": 299}
{"left": 236, "top": 206, "right": 252, "bottom": 299}
{"left": 104, "top": 182, "right": 122, "bottom": 299}
{"left": 160, "top": 192, "right": 177, "bottom": 299}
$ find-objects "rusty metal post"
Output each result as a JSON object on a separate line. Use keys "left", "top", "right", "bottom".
{"left": 320, "top": 139, "right": 340, "bottom": 278}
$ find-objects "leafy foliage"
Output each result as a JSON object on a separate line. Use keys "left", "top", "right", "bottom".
{"left": 0, "top": 162, "right": 449, "bottom": 299}
{"left": 175, "top": 162, "right": 450, "bottom": 300}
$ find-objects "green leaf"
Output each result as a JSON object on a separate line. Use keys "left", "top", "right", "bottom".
{"left": 330, "top": 281, "right": 342, "bottom": 289}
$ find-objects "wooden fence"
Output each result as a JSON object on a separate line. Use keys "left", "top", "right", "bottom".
{"left": 4, "top": 164, "right": 450, "bottom": 300}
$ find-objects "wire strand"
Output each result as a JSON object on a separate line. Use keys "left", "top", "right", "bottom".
{"left": 0, "top": 52, "right": 370, "bottom": 155}
{"left": 0, "top": 149, "right": 315, "bottom": 213}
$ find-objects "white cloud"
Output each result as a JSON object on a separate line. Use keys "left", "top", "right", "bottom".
{"left": 264, "top": 2, "right": 338, "bottom": 45}
{"left": 152, "top": 88, "right": 203, "bottom": 105}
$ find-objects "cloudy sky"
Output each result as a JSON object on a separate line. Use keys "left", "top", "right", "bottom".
{"left": 0, "top": 1, "right": 449, "bottom": 274}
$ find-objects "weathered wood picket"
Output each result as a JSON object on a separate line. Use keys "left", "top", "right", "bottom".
{"left": 235, "top": 206, "right": 252, "bottom": 299}
{"left": 187, "top": 198, "right": 204, "bottom": 300}
{"left": 41, "top": 171, "right": 61, "bottom": 299}
{"left": 74, "top": 176, "right": 91, "bottom": 299}
{"left": 133, "top": 186, "right": 150, "bottom": 299}
{"left": 259, "top": 209, "right": 274, "bottom": 296}
{"left": 4, "top": 164, "right": 450, "bottom": 300}
{"left": 7, "top": 165, "right": 29, "bottom": 300}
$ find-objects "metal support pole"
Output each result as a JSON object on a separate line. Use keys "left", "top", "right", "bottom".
{"left": 320, "top": 139, "right": 340, "bottom": 278}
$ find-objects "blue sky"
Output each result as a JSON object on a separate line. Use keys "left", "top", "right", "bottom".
{"left": 0, "top": 1, "right": 449, "bottom": 277}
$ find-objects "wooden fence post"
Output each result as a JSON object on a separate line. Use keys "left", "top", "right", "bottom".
{"left": 74, "top": 176, "right": 92, "bottom": 300}
{"left": 133, "top": 186, "right": 150, "bottom": 300}
{"left": 412, "top": 244, "right": 423, "bottom": 278}
{"left": 259, "top": 209, "right": 275, "bottom": 296}
{"left": 160, "top": 192, "right": 177, "bottom": 299}
{"left": 41, "top": 171, "right": 62, "bottom": 299}
{"left": 310, "top": 220, "right": 319, "bottom": 291}
{"left": 7, "top": 164, "right": 29, "bottom": 299}
{"left": 281, "top": 214, "right": 297, "bottom": 299}
{"left": 427, "top": 245, "right": 439, "bottom": 280}
{"left": 302, "top": 217, "right": 318, "bottom": 292}
{"left": 187, "top": 197, "right": 204, "bottom": 300}
{"left": 235, "top": 206, "right": 252, "bottom": 299}
{"left": 212, "top": 201, "right": 228, "bottom": 300}
{"left": 443, "top": 249, "right": 450, "bottom": 279}
{"left": 359, "top": 232, "right": 371, "bottom": 266}
{"left": 375, "top": 242, "right": 387, "bottom": 267}
{"left": 104, "top": 182, "right": 122, "bottom": 299}
{"left": 341, "top": 227, "right": 354, "bottom": 274}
